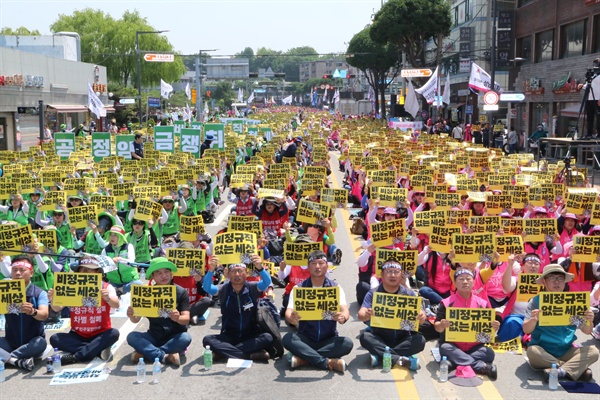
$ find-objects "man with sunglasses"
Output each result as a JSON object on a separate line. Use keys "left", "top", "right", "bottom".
{"left": 523, "top": 264, "right": 598, "bottom": 383}
{"left": 358, "top": 260, "right": 425, "bottom": 370}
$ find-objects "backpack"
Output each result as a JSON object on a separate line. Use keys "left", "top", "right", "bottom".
{"left": 250, "top": 285, "right": 284, "bottom": 359}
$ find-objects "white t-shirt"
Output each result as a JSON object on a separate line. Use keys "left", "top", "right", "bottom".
{"left": 452, "top": 126, "right": 463, "bottom": 139}
{"left": 287, "top": 284, "right": 347, "bottom": 310}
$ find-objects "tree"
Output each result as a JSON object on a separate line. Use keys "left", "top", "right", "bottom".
{"left": 50, "top": 8, "right": 185, "bottom": 87}
{"left": 235, "top": 47, "right": 256, "bottom": 71}
{"left": 212, "top": 81, "right": 234, "bottom": 110}
{"left": 347, "top": 27, "right": 400, "bottom": 119}
{"left": 0, "top": 26, "right": 41, "bottom": 35}
{"left": 370, "top": 0, "right": 452, "bottom": 68}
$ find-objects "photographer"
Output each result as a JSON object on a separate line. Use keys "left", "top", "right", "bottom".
{"left": 578, "top": 58, "right": 600, "bottom": 137}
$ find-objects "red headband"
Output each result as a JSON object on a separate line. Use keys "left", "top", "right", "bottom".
{"left": 12, "top": 260, "right": 33, "bottom": 271}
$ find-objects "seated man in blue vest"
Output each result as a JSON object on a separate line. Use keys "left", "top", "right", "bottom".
{"left": 0, "top": 255, "right": 49, "bottom": 371}
{"left": 283, "top": 250, "right": 353, "bottom": 372}
{"left": 358, "top": 259, "right": 426, "bottom": 370}
{"left": 202, "top": 254, "right": 274, "bottom": 361}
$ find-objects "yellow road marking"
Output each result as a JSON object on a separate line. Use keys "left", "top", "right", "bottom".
{"left": 477, "top": 377, "right": 503, "bottom": 399}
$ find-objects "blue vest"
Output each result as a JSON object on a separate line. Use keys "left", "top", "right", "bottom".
{"left": 5, "top": 284, "right": 45, "bottom": 348}
{"left": 218, "top": 281, "right": 259, "bottom": 339}
{"left": 297, "top": 277, "right": 338, "bottom": 343}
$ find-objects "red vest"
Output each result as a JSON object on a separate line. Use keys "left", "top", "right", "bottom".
{"left": 70, "top": 282, "right": 112, "bottom": 338}
{"left": 284, "top": 266, "right": 311, "bottom": 294}
{"left": 260, "top": 210, "right": 284, "bottom": 236}
{"left": 236, "top": 197, "right": 255, "bottom": 216}
{"left": 173, "top": 276, "right": 200, "bottom": 304}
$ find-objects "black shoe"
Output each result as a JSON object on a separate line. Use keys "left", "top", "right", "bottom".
{"left": 61, "top": 353, "right": 78, "bottom": 365}
{"left": 483, "top": 363, "right": 497, "bottom": 380}
{"left": 542, "top": 369, "right": 550, "bottom": 383}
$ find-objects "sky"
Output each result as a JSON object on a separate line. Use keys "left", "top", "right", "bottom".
{"left": 0, "top": 0, "right": 385, "bottom": 57}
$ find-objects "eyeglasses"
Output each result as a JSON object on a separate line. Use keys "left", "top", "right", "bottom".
{"left": 383, "top": 269, "right": 402, "bottom": 275}
{"left": 545, "top": 275, "right": 566, "bottom": 283}
{"left": 133, "top": 220, "right": 145, "bottom": 226}
{"left": 414, "top": 193, "right": 424, "bottom": 196}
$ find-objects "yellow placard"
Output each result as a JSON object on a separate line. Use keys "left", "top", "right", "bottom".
{"left": 179, "top": 215, "right": 206, "bottom": 242}
{"left": 485, "top": 337, "right": 523, "bottom": 354}
{"left": 446, "top": 210, "right": 471, "bottom": 226}
{"left": 375, "top": 249, "right": 418, "bottom": 277}
{"left": 130, "top": 284, "right": 177, "bottom": 318}
{"left": 230, "top": 174, "right": 255, "bottom": 189}
{"left": 35, "top": 229, "right": 58, "bottom": 253}
{"left": 67, "top": 205, "right": 98, "bottom": 229}
{"left": 451, "top": 232, "right": 496, "bottom": 263}
{"left": 370, "top": 218, "right": 406, "bottom": 248}
{"left": 166, "top": 248, "right": 206, "bottom": 277}
{"left": 486, "top": 195, "right": 512, "bottom": 215}
{"left": 228, "top": 219, "right": 263, "bottom": 238}
{"left": 112, "top": 182, "right": 135, "bottom": 201}
{"left": 414, "top": 210, "right": 446, "bottom": 234}
{"left": 425, "top": 184, "right": 448, "bottom": 203}
{"left": 528, "top": 185, "right": 556, "bottom": 208}
{"left": 539, "top": 292, "right": 590, "bottom": 327}
{"left": 89, "top": 195, "right": 116, "bottom": 212}
{"left": 469, "top": 216, "right": 501, "bottom": 234}
{"left": 571, "top": 235, "right": 600, "bottom": 263}
{"left": 213, "top": 231, "right": 257, "bottom": 265}
{"left": 433, "top": 193, "right": 461, "bottom": 210}
{"left": 371, "top": 292, "right": 422, "bottom": 331}
{"left": 296, "top": 199, "right": 332, "bottom": 225}
{"left": 515, "top": 274, "right": 545, "bottom": 302}
{"left": 523, "top": 218, "right": 557, "bottom": 242}
{"left": 591, "top": 202, "right": 600, "bottom": 225}
{"left": 39, "top": 191, "right": 67, "bottom": 211}
{"left": 133, "top": 186, "right": 162, "bottom": 200}
{"left": 429, "top": 225, "right": 462, "bottom": 253}
{"left": 292, "top": 286, "right": 340, "bottom": 321}
{"left": 495, "top": 235, "right": 524, "bottom": 262}
{"left": 446, "top": 307, "right": 494, "bottom": 343}
{"left": 133, "top": 199, "right": 163, "bottom": 222}
{"left": 368, "top": 170, "right": 397, "bottom": 187}
{"left": 0, "top": 225, "right": 33, "bottom": 251}
{"left": 284, "top": 241, "right": 323, "bottom": 265}
{"left": 565, "top": 191, "right": 596, "bottom": 214}
{"left": 320, "top": 188, "right": 348, "bottom": 208}
{"left": 0, "top": 279, "right": 26, "bottom": 314}
{"left": 52, "top": 272, "right": 102, "bottom": 307}
{"left": 501, "top": 218, "right": 525, "bottom": 235}
{"left": 256, "top": 188, "right": 285, "bottom": 199}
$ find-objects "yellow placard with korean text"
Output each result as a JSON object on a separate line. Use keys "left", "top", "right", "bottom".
{"left": 112, "top": 182, "right": 135, "bottom": 201}
{"left": 0, "top": 279, "right": 25, "bottom": 314}
{"left": 39, "top": 191, "right": 66, "bottom": 211}
{"left": 430, "top": 225, "right": 462, "bottom": 253}
{"left": 257, "top": 188, "right": 285, "bottom": 199}
{"left": 451, "top": 232, "right": 496, "bottom": 263}
{"left": 35, "top": 229, "right": 58, "bottom": 253}
{"left": 52, "top": 272, "right": 102, "bottom": 307}
{"left": 67, "top": 205, "right": 98, "bottom": 229}
{"left": 591, "top": 202, "right": 600, "bottom": 225}
{"left": 213, "top": 231, "right": 257, "bottom": 265}
{"left": 414, "top": 210, "right": 446, "bottom": 234}
{"left": 501, "top": 218, "right": 525, "bottom": 236}
{"left": 485, "top": 337, "right": 523, "bottom": 354}
{"left": 370, "top": 218, "right": 406, "bottom": 247}
{"left": 446, "top": 307, "right": 494, "bottom": 343}
{"left": 130, "top": 284, "right": 176, "bottom": 318}
{"left": 495, "top": 235, "right": 524, "bottom": 262}
{"left": 133, "top": 186, "right": 162, "bottom": 201}
{"left": 469, "top": 216, "right": 501, "bottom": 234}
{"left": 230, "top": 174, "right": 255, "bottom": 189}
{"left": 486, "top": 195, "right": 512, "bottom": 215}
{"left": 284, "top": 241, "right": 323, "bottom": 265}
{"left": 228, "top": 219, "right": 263, "bottom": 239}
{"left": 166, "top": 248, "right": 206, "bottom": 277}
{"left": 179, "top": 215, "right": 206, "bottom": 242}
{"left": 373, "top": 187, "right": 408, "bottom": 207}
{"left": 375, "top": 249, "right": 418, "bottom": 277}
{"left": 539, "top": 292, "right": 590, "bottom": 327}
{"left": 515, "top": 274, "right": 545, "bottom": 303}
{"left": 371, "top": 293, "right": 422, "bottom": 331}
{"left": 133, "top": 199, "right": 164, "bottom": 222}
{"left": 296, "top": 199, "right": 332, "bottom": 225}
{"left": 565, "top": 190, "right": 596, "bottom": 214}
{"left": 433, "top": 193, "right": 461, "bottom": 210}
{"left": 89, "top": 195, "right": 116, "bottom": 212}
{"left": 0, "top": 225, "right": 33, "bottom": 251}
{"left": 292, "top": 286, "right": 340, "bottom": 321}
{"left": 446, "top": 210, "right": 471, "bottom": 226}
{"left": 571, "top": 235, "right": 600, "bottom": 263}
{"left": 523, "top": 218, "right": 557, "bottom": 242}
{"left": 320, "top": 188, "right": 348, "bottom": 208}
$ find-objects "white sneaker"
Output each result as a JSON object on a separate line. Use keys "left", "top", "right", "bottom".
{"left": 191, "top": 315, "right": 199, "bottom": 325}
{"left": 100, "top": 347, "right": 112, "bottom": 361}
{"left": 39, "top": 344, "right": 53, "bottom": 360}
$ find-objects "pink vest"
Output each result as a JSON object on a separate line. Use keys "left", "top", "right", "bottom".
{"left": 442, "top": 292, "right": 491, "bottom": 352}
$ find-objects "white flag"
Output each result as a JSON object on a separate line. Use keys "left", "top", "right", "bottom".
{"left": 404, "top": 80, "right": 420, "bottom": 118}
{"left": 184, "top": 103, "right": 192, "bottom": 120}
{"left": 442, "top": 72, "right": 451, "bottom": 105}
{"left": 333, "top": 89, "right": 340, "bottom": 104}
{"left": 247, "top": 91, "right": 255, "bottom": 104}
{"left": 282, "top": 94, "right": 293, "bottom": 105}
{"left": 415, "top": 66, "right": 439, "bottom": 104}
{"left": 323, "top": 87, "right": 328, "bottom": 104}
{"left": 468, "top": 62, "right": 502, "bottom": 93}
{"left": 204, "top": 102, "right": 209, "bottom": 115}
{"left": 185, "top": 83, "right": 191, "bottom": 100}
{"left": 161, "top": 79, "right": 173, "bottom": 99}
{"left": 87, "top": 83, "right": 106, "bottom": 118}
{"left": 238, "top": 88, "right": 244, "bottom": 103}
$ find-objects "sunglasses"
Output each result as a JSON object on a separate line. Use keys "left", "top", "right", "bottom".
{"left": 133, "top": 220, "right": 145, "bottom": 226}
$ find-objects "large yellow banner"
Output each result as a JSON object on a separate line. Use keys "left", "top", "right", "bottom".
{"left": 371, "top": 292, "right": 421, "bottom": 331}
{"left": 52, "top": 272, "right": 102, "bottom": 307}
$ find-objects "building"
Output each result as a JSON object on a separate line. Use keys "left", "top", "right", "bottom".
{"left": 513, "top": 0, "right": 600, "bottom": 137}
{"left": 299, "top": 59, "right": 359, "bottom": 82}
{"left": 0, "top": 46, "right": 110, "bottom": 151}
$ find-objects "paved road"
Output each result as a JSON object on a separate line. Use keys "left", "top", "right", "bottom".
{"left": 1, "top": 151, "right": 599, "bottom": 399}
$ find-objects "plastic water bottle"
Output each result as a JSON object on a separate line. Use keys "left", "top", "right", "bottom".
{"left": 136, "top": 358, "right": 146, "bottom": 383}
{"left": 382, "top": 346, "right": 392, "bottom": 372}
{"left": 52, "top": 348, "right": 61, "bottom": 373}
{"left": 152, "top": 358, "right": 161, "bottom": 384}
{"left": 549, "top": 363, "right": 558, "bottom": 390}
{"left": 139, "top": 269, "right": 146, "bottom": 282}
{"left": 0, "top": 360, "right": 5, "bottom": 383}
{"left": 439, "top": 356, "right": 449, "bottom": 382}
{"left": 203, "top": 346, "right": 213, "bottom": 370}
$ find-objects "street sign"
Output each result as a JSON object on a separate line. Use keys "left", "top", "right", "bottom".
{"left": 143, "top": 53, "right": 174, "bottom": 62}
{"left": 499, "top": 93, "right": 525, "bottom": 102}
{"left": 483, "top": 91, "right": 499, "bottom": 105}
{"left": 147, "top": 97, "right": 161, "bottom": 108}
{"left": 466, "top": 105, "right": 473, "bottom": 114}
{"left": 483, "top": 104, "right": 499, "bottom": 111}
{"left": 120, "top": 98, "right": 135, "bottom": 104}
{"left": 401, "top": 69, "right": 433, "bottom": 78}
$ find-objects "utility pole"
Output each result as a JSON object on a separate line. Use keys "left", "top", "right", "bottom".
{"left": 488, "top": 0, "right": 497, "bottom": 147}
{"left": 195, "top": 49, "right": 218, "bottom": 122}
{"left": 136, "top": 30, "right": 168, "bottom": 126}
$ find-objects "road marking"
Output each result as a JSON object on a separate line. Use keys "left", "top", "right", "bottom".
{"left": 477, "top": 377, "right": 503, "bottom": 399}
{"left": 84, "top": 318, "right": 140, "bottom": 369}
{"left": 209, "top": 204, "right": 233, "bottom": 227}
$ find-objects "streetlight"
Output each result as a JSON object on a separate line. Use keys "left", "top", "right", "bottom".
{"left": 136, "top": 30, "right": 169, "bottom": 126}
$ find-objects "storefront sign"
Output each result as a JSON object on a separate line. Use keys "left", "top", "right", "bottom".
{"left": 551, "top": 72, "right": 581, "bottom": 94}
{"left": 523, "top": 78, "right": 544, "bottom": 95}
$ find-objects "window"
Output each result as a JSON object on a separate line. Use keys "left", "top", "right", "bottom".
{"left": 454, "top": 1, "right": 469, "bottom": 27}
{"left": 517, "top": 36, "right": 532, "bottom": 64}
{"left": 535, "top": 29, "right": 554, "bottom": 62}
{"left": 561, "top": 20, "right": 586, "bottom": 59}
{"left": 594, "top": 15, "right": 600, "bottom": 53}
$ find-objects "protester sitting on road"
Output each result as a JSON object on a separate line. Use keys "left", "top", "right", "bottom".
{"left": 36, "top": 207, "right": 75, "bottom": 250}
{"left": 101, "top": 226, "right": 139, "bottom": 295}
{"left": 202, "top": 254, "right": 275, "bottom": 361}
{"left": 48, "top": 257, "right": 120, "bottom": 364}
{"left": 0, "top": 194, "right": 29, "bottom": 226}
{"left": 0, "top": 255, "right": 49, "bottom": 371}
{"left": 434, "top": 269, "right": 499, "bottom": 380}
{"left": 158, "top": 195, "right": 187, "bottom": 241}
{"left": 522, "top": 264, "right": 599, "bottom": 383}
{"left": 358, "top": 259, "right": 425, "bottom": 370}
{"left": 127, "top": 257, "right": 191, "bottom": 366}
{"left": 228, "top": 184, "right": 256, "bottom": 216}
{"left": 283, "top": 250, "right": 353, "bottom": 372}
{"left": 125, "top": 218, "right": 158, "bottom": 265}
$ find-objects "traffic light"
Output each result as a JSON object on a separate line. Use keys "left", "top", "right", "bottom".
{"left": 323, "top": 74, "right": 332, "bottom": 79}
{"left": 206, "top": 90, "right": 211, "bottom": 98}
{"left": 347, "top": 74, "right": 356, "bottom": 79}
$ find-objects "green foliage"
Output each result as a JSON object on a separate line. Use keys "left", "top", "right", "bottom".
{"left": 0, "top": 26, "right": 41, "bottom": 35}
{"left": 370, "top": 0, "right": 452, "bottom": 67}
{"left": 213, "top": 81, "right": 234, "bottom": 109}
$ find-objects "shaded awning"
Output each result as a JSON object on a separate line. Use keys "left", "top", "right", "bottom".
{"left": 560, "top": 104, "right": 584, "bottom": 118}
{"left": 47, "top": 104, "right": 88, "bottom": 113}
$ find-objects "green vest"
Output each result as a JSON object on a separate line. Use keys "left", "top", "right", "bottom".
{"left": 55, "top": 222, "right": 74, "bottom": 250}
{"left": 85, "top": 231, "right": 105, "bottom": 255}
{"left": 126, "top": 231, "right": 152, "bottom": 263}
{"left": 7, "top": 208, "right": 29, "bottom": 226}
{"left": 31, "top": 260, "right": 54, "bottom": 291}
{"left": 195, "top": 191, "right": 208, "bottom": 212}
{"left": 183, "top": 196, "right": 196, "bottom": 216}
{"left": 104, "top": 244, "right": 139, "bottom": 284}
{"left": 27, "top": 201, "right": 40, "bottom": 220}
{"left": 162, "top": 209, "right": 180, "bottom": 235}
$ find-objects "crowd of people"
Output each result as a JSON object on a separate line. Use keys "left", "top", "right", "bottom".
{"left": 0, "top": 107, "right": 598, "bottom": 387}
